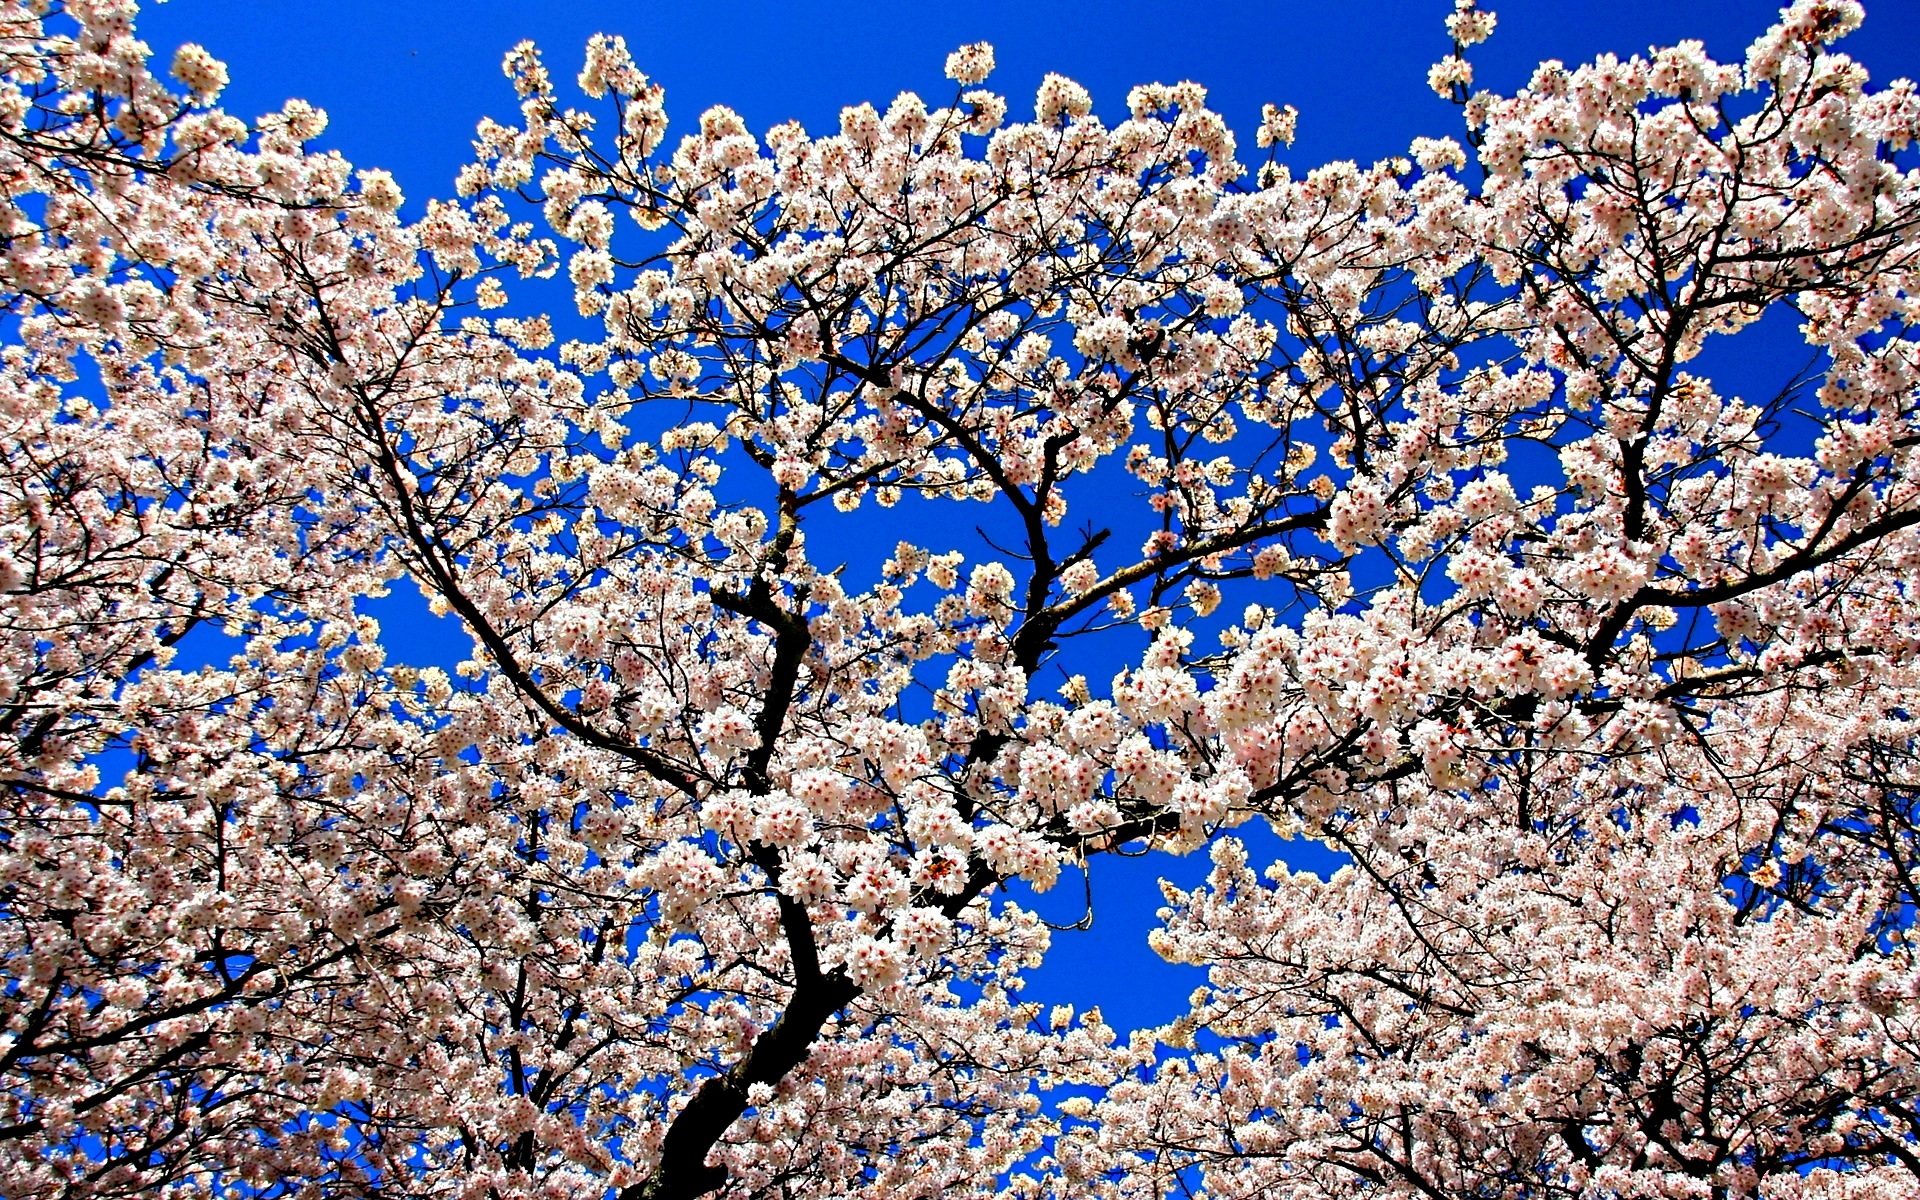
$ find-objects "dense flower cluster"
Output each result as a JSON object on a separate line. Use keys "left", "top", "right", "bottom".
{"left": 1, "top": 0, "right": 1918, "bottom": 1197}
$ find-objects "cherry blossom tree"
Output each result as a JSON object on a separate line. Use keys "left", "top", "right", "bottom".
{"left": 2, "top": 0, "right": 1919, "bottom": 1197}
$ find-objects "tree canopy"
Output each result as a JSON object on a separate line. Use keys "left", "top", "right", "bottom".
{"left": 3, "top": 1, "right": 1920, "bottom": 1197}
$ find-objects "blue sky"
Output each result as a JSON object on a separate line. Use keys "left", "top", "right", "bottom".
{"left": 128, "top": 0, "right": 1920, "bottom": 1034}
{"left": 139, "top": 0, "right": 1920, "bottom": 215}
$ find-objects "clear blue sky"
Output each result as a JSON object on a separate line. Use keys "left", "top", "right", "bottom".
{"left": 139, "top": 0, "right": 1920, "bottom": 216}
{"left": 129, "top": 0, "right": 1920, "bottom": 1033}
